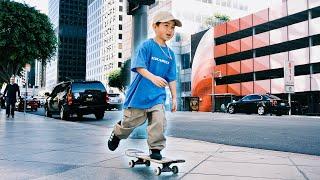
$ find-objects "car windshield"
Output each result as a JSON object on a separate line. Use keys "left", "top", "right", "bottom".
{"left": 109, "top": 94, "right": 120, "bottom": 97}
{"left": 71, "top": 82, "right": 106, "bottom": 93}
{"left": 265, "top": 94, "right": 281, "bottom": 100}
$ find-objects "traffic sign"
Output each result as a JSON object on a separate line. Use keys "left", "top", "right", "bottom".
{"left": 284, "top": 59, "right": 294, "bottom": 93}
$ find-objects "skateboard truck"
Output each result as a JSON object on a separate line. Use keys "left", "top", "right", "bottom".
{"left": 154, "top": 162, "right": 179, "bottom": 176}
{"left": 128, "top": 158, "right": 150, "bottom": 168}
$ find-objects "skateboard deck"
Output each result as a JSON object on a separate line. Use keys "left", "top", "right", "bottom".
{"left": 125, "top": 148, "right": 185, "bottom": 176}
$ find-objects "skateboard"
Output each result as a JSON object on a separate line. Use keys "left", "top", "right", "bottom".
{"left": 125, "top": 148, "right": 185, "bottom": 176}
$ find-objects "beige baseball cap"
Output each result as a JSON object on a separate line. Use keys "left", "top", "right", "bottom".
{"left": 152, "top": 11, "right": 182, "bottom": 27}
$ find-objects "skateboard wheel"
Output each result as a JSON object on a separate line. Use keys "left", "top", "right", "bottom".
{"left": 172, "top": 166, "right": 179, "bottom": 174}
{"left": 145, "top": 160, "right": 150, "bottom": 167}
{"left": 129, "top": 160, "right": 135, "bottom": 168}
{"left": 154, "top": 167, "right": 161, "bottom": 176}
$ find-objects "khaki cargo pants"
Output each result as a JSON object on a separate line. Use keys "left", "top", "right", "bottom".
{"left": 113, "top": 104, "right": 167, "bottom": 150}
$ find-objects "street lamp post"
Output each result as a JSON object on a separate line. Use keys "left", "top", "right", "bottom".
{"left": 212, "top": 70, "right": 221, "bottom": 113}
{"left": 127, "top": 0, "right": 155, "bottom": 139}
{"left": 24, "top": 64, "right": 31, "bottom": 115}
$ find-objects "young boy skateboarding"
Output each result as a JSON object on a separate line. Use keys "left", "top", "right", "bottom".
{"left": 108, "top": 11, "right": 182, "bottom": 160}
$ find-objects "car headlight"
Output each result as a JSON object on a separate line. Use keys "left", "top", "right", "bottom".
{"left": 74, "top": 93, "right": 80, "bottom": 99}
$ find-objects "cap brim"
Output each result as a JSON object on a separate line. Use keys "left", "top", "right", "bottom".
{"left": 159, "top": 18, "right": 182, "bottom": 27}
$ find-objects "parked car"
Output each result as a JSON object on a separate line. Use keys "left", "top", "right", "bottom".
{"left": 0, "top": 94, "right": 5, "bottom": 109}
{"left": 44, "top": 81, "right": 108, "bottom": 120}
{"left": 35, "top": 96, "right": 46, "bottom": 107}
{"left": 15, "top": 96, "right": 39, "bottom": 112}
{"left": 227, "top": 94, "right": 290, "bottom": 116}
{"left": 106, "top": 93, "right": 123, "bottom": 110}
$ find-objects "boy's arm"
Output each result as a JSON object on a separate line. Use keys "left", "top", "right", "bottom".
{"left": 3, "top": 85, "right": 8, "bottom": 96}
{"left": 168, "top": 80, "right": 177, "bottom": 112}
{"left": 136, "top": 68, "right": 168, "bottom": 88}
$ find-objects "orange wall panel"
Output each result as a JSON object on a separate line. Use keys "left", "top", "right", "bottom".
{"left": 254, "top": 55, "right": 270, "bottom": 71}
{"left": 311, "top": 73, "right": 320, "bottom": 91}
{"left": 214, "top": 64, "right": 227, "bottom": 77}
{"left": 309, "top": 17, "right": 320, "bottom": 36}
{"left": 270, "top": 26, "right": 288, "bottom": 45}
{"left": 214, "top": 23, "right": 227, "bottom": 38}
{"left": 253, "top": 9, "right": 269, "bottom": 26}
{"left": 254, "top": 80, "right": 271, "bottom": 94}
{"left": 241, "top": 36, "right": 253, "bottom": 52}
{"left": 241, "top": 59, "right": 253, "bottom": 73}
{"left": 240, "top": 14, "right": 253, "bottom": 30}
{"left": 269, "top": 1, "right": 287, "bottom": 21}
{"left": 288, "top": 0, "right": 308, "bottom": 15}
{"left": 228, "top": 83, "right": 241, "bottom": 96}
{"left": 227, "top": 61, "right": 241, "bottom": 76}
{"left": 309, "top": 0, "right": 320, "bottom": 9}
{"left": 227, "top": 40, "right": 240, "bottom": 55}
{"left": 227, "top": 19, "right": 240, "bottom": 34}
{"left": 310, "top": 45, "right": 320, "bottom": 63}
{"left": 271, "top": 78, "right": 285, "bottom": 94}
{"left": 295, "top": 75, "right": 311, "bottom": 92}
{"left": 253, "top": 32, "right": 270, "bottom": 49}
{"left": 241, "top": 81, "right": 254, "bottom": 96}
{"left": 289, "top": 48, "right": 310, "bottom": 66}
{"left": 270, "top": 52, "right": 287, "bottom": 69}
{"left": 215, "top": 85, "right": 227, "bottom": 94}
{"left": 288, "top": 21, "right": 308, "bottom": 41}
{"left": 214, "top": 44, "right": 227, "bottom": 58}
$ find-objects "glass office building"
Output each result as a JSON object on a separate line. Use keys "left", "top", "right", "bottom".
{"left": 46, "top": 0, "right": 87, "bottom": 90}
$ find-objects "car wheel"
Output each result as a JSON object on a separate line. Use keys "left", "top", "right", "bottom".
{"left": 45, "top": 107, "right": 52, "bottom": 118}
{"left": 228, "top": 105, "right": 235, "bottom": 114}
{"left": 60, "top": 106, "right": 69, "bottom": 120}
{"left": 95, "top": 111, "right": 104, "bottom": 120}
{"left": 77, "top": 113, "right": 83, "bottom": 119}
{"left": 257, "top": 106, "right": 266, "bottom": 115}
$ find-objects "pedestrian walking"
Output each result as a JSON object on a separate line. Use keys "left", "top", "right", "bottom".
{"left": 3, "top": 76, "right": 20, "bottom": 118}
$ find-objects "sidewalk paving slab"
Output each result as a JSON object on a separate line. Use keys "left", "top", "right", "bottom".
{"left": 0, "top": 111, "right": 319, "bottom": 180}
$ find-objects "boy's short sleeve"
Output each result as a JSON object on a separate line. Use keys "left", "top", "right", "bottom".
{"left": 165, "top": 55, "right": 177, "bottom": 82}
{"left": 131, "top": 43, "right": 149, "bottom": 72}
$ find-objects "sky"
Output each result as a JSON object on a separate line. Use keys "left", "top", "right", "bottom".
{"left": 14, "top": 0, "right": 48, "bottom": 14}
{"left": 14, "top": 0, "right": 283, "bottom": 16}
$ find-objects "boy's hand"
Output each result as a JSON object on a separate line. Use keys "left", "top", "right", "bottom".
{"left": 171, "top": 98, "right": 177, "bottom": 112}
{"left": 151, "top": 75, "right": 168, "bottom": 88}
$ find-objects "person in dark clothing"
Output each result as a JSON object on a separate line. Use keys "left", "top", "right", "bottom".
{"left": 3, "top": 77, "right": 20, "bottom": 118}
{"left": 0, "top": 94, "right": 5, "bottom": 109}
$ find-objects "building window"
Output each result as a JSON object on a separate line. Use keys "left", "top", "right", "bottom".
{"left": 181, "top": 53, "right": 190, "bottom": 69}
{"left": 118, "top": 34, "right": 122, "bottom": 39}
{"left": 119, "top": 24, "right": 122, "bottom": 30}
{"left": 118, "top": 53, "right": 122, "bottom": 58}
{"left": 119, "top": 15, "right": 122, "bottom": 21}
{"left": 182, "top": 82, "right": 191, "bottom": 92}
{"left": 119, "top": 6, "right": 123, "bottom": 12}
{"left": 313, "top": 63, "right": 320, "bottom": 74}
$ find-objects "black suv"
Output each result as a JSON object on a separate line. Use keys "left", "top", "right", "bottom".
{"left": 227, "top": 94, "right": 290, "bottom": 116}
{"left": 44, "top": 81, "right": 108, "bottom": 120}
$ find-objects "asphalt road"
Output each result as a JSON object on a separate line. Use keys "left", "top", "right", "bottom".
{"left": 28, "top": 108, "right": 320, "bottom": 156}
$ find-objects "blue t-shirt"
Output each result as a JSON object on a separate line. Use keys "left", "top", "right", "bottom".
{"left": 123, "top": 38, "right": 177, "bottom": 109}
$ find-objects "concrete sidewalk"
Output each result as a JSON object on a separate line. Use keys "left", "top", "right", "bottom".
{"left": 0, "top": 111, "right": 319, "bottom": 180}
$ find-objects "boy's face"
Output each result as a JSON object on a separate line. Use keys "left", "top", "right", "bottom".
{"left": 153, "top": 20, "right": 176, "bottom": 41}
